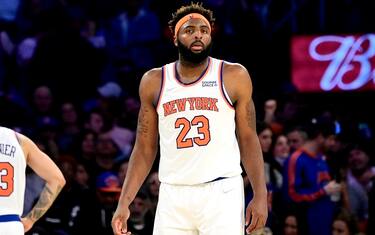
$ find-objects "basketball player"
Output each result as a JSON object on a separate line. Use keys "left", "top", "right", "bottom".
{"left": 0, "top": 126, "right": 66, "bottom": 234}
{"left": 112, "top": 2, "right": 267, "bottom": 235}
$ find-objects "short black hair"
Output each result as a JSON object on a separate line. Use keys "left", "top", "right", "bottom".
{"left": 304, "top": 117, "right": 336, "bottom": 140}
{"left": 168, "top": 2, "right": 215, "bottom": 35}
{"left": 256, "top": 121, "right": 271, "bottom": 135}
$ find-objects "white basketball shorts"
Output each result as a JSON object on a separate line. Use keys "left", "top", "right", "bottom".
{"left": 153, "top": 175, "right": 245, "bottom": 235}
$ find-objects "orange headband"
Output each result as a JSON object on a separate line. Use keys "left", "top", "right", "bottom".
{"left": 174, "top": 13, "right": 211, "bottom": 38}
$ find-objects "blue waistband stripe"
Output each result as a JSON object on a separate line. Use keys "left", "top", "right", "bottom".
{"left": 0, "top": 214, "right": 20, "bottom": 222}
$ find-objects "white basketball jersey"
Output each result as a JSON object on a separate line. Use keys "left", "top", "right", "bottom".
{"left": 0, "top": 127, "right": 26, "bottom": 215}
{"left": 156, "top": 57, "right": 242, "bottom": 185}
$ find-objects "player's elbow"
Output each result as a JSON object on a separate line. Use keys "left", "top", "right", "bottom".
{"left": 52, "top": 171, "right": 66, "bottom": 188}
{"left": 58, "top": 174, "right": 66, "bottom": 187}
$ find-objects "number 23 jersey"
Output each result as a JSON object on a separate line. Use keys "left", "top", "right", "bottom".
{"left": 0, "top": 127, "right": 26, "bottom": 215}
{"left": 156, "top": 57, "right": 242, "bottom": 185}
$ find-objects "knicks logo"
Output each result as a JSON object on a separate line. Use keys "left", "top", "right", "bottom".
{"left": 163, "top": 97, "right": 219, "bottom": 117}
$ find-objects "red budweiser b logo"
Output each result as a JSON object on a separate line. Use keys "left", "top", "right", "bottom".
{"left": 292, "top": 34, "right": 375, "bottom": 92}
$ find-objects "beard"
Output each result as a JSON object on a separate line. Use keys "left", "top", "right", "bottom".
{"left": 177, "top": 39, "right": 213, "bottom": 64}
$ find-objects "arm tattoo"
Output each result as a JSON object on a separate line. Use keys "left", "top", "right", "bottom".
{"left": 246, "top": 100, "right": 256, "bottom": 130}
{"left": 26, "top": 184, "right": 63, "bottom": 222}
{"left": 137, "top": 106, "right": 150, "bottom": 136}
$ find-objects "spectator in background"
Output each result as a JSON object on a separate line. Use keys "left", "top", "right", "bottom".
{"left": 257, "top": 121, "right": 273, "bottom": 157}
{"left": 286, "top": 126, "right": 308, "bottom": 153}
{"left": 345, "top": 142, "right": 375, "bottom": 232}
{"left": 75, "top": 130, "right": 97, "bottom": 181}
{"left": 284, "top": 117, "right": 342, "bottom": 235}
{"left": 0, "top": 0, "right": 20, "bottom": 24}
{"left": 368, "top": 175, "right": 375, "bottom": 235}
{"left": 34, "top": 155, "right": 91, "bottom": 235}
{"left": 332, "top": 209, "right": 360, "bottom": 235}
{"left": 272, "top": 134, "right": 290, "bottom": 169}
{"left": 94, "top": 132, "right": 120, "bottom": 175}
{"left": 283, "top": 212, "right": 298, "bottom": 235}
{"left": 84, "top": 109, "right": 105, "bottom": 134}
{"left": 243, "top": 121, "right": 272, "bottom": 203}
{"left": 75, "top": 161, "right": 91, "bottom": 190}
{"left": 264, "top": 99, "right": 284, "bottom": 135}
{"left": 144, "top": 171, "right": 160, "bottom": 216}
{"left": 118, "top": 160, "right": 129, "bottom": 186}
{"left": 128, "top": 191, "right": 154, "bottom": 235}
{"left": 118, "top": 95, "right": 141, "bottom": 131}
{"left": 105, "top": 0, "right": 161, "bottom": 71}
{"left": 84, "top": 81, "right": 123, "bottom": 114}
{"left": 58, "top": 101, "right": 81, "bottom": 153}
{"left": 89, "top": 171, "right": 122, "bottom": 235}
{"left": 31, "top": 86, "right": 57, "bottom": 122}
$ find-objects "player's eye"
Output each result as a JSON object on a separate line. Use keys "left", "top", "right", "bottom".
{"left": 185, "top": 28, "right": 194, "bottom": 34}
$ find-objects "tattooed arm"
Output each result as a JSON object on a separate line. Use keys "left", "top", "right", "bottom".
{"left": 223, "top": 63, "right": 268, "bottom": 234}
{"left": 112, "top": 68, "right": 160, "bottom": 235}
{"left": 18, "top": 133, "right": 66, "bottom": 232}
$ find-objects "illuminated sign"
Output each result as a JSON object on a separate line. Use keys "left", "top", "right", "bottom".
{"left": 291, "top": 34, "right": 375, "bottom": 92}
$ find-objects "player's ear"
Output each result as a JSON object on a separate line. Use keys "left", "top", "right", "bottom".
{"left": 173, "top": 36, "right": 178, "bottom": 47}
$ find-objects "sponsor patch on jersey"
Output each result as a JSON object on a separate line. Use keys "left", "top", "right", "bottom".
{"left": 202, "top": 81, "right": 217, "bottom": 87}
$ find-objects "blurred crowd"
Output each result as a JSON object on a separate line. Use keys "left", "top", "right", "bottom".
{"left": 0, "top": 0, "right": 375, "bottom": 235}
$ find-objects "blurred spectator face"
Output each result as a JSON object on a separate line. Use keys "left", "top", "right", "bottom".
{"left": 33, "top": 86, "right": 53, "bottom": 113}
{"left": 118, "top": 161, "right": 129, "bottom": 185}
{"left": 147, "top": 172, "right": 160, "bottom": 198}
{"left": 130, "top": 196, "right": 148, "bottom": 223}
{"left": 332, "top": 219, "right": 350, "bottom": 235}
{"left": 97, "top": 133, "right": 117, "bottom": 155}
{"left": 125, "top": 96, "right": 140, "bottom": 116}
{"left": 324, "top": 135, "right": 337, "bottom": 152}
{"left": 284, "top": 215, "right": 298, "bottom": 235}
{"left": 98, "top": 191, "right": 119, "bottom": 208}
{"left": 96, "top": 134, "right": 117, "bottom": 170}
{"left": 88, "top": 112, "right": 104, "bottom": 134}
{"left": 258, "top": 128, "right": 273, "bottom": 153}
{"left": 348, "top": 148, "right": 370, "bottom": 172}
{"left": 81, "top": 132, "right": 96, "bottom": 156}
{"left": 75, "top": 163, "right": 89, "bottom": 188}
{"left": 58, "top": 156, "right": 77, "bottom": 186}
{"left": 61, "top": 102, "right": 78, "bottom": 124}
{"left": 273, "top": 135, "right": 290, "bottom": 159}
{"left": 287, "top": 130, "right": 306, "bottom": 151}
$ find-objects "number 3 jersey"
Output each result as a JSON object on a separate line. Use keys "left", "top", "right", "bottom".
{"left": 0, "top": 127, "right": 26, "bottom": 215}
{"left": 156, "top": 57, "right": 242, "bottom": 185}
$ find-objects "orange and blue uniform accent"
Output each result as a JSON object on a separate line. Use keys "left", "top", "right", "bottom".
{"left": 283, "top": 149, "right": 336, "bottom": 235}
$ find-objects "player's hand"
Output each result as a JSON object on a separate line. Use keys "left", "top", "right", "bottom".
{"left": 21, "top": 217, "right": 34, "bottom": 232}
{"left": 245, "top": 195, "right": 268, "bottom": 234}
{"left": 112, "top": 206, "right": 131, "bottom": 235}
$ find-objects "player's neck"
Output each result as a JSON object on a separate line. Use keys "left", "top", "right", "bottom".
{"left": 177, "top": 57, "right": 209, "bottom": 82}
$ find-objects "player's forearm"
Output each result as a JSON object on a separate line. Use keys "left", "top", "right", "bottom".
{"left": 25, "top": 180, "right": 64, "bottom": 223}
{"left": 118, "top": 148, "right": 157, "bottom": 207}
{"left": 240, "top": 137, "right": 267, "bottom": 197}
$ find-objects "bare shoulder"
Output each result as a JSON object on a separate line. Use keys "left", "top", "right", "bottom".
{"left": 140, "top": 68, "right": 162, "bottom": 89}
{"left": 223, "top": 62, "right": 250, "bottom": 79}
{"left": 15, "top": 133, "right": 32, "bottom": 160}
{"left": 222, "top": 62, "right": 252, "bottom": 103}
{"left": 139, "top": 67, "right": 163, "bottom": 104}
